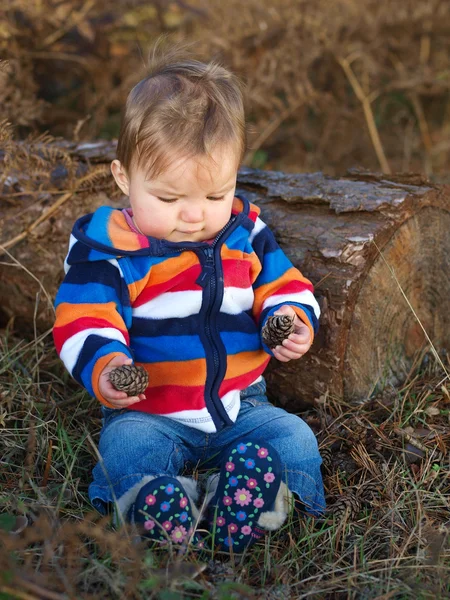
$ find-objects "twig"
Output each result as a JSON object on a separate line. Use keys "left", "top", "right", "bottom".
{"left": 40, "top": 0, "right": 96, "bottom": 49}
{"left": 0, "top": 586, "right": 38, "bottom": 600}
{"left": 0, "top": 191, "right": 73, "bottom": 257}
{"left": 338, "top": 56, "right": 391, "bottom": 174}
{"left": 16, "top": 578, "right": 69, "bottom": 600}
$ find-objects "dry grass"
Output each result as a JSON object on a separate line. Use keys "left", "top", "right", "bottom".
{"left": 1, "top": 327, "right": 449, "bottom": 599}
{"left": 1, "top": 0, "right": 450, "bottom": 176}
{"left": 1, "top": 1, "right": 450, "bottom": 598}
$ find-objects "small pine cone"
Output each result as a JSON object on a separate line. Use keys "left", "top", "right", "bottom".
{"left": 356, "top": 483, "right": 379, "bottom": 504}
{"left": 328, "top": 494, "right": 362, "bottom": 520}
{"left": 109, "top": 364, "right": 149, "bottom": 396}
{"left": 319, "top": 446, "right": 333, "bottom": 472}
{"left": 261, "top": 314, "right": 295, "bottom": 348}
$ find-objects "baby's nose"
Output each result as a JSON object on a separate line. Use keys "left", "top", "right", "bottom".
{"left": 181, "top": 202, "right": 203, "bottom": 223}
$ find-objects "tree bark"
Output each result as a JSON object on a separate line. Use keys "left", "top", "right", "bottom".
{"left": 1, "top": 140, "right": 449, "bottom": 407}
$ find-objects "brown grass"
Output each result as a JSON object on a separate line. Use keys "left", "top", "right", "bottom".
{"left": 0, "top": 329, "right": 449, "bottom": 598}
{"left": 1, "top": 0, "right": 450, "bottom": 176}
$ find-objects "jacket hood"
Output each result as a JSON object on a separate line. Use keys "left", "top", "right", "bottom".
{"left": 66, "top": 194, "right": 259, "bottom": 266}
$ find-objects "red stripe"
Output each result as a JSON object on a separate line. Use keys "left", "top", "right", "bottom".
{"left": 272, "top": 279, "right": 314, "bottom": 296}
{"left": 222, "top": 259, "right": 253, "bottom": 288}
{"left": 53, "top": 317, "right": 129, "bottom": 354}
{"left": 133, "top": 264, "right": 202, "bottom": 306}
{"left": 220, "top": 362, "right": 269, "bottom": 397}
{"left": 132, "top": 384, "right": 206, "bottom": 414}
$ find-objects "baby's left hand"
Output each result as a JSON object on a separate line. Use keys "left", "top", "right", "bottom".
{"left": 271, "top": 305, "right": 312, "bottom": 363}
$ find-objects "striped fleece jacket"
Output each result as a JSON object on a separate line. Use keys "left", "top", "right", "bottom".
{"left": 53, "top": 195, "right": 320, "bottom": 433}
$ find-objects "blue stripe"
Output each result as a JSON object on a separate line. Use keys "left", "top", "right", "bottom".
{"left": 130, "top": 311, "right": 258, "bottom": 337}
{"left": 251, "top": 224, "right": 279, "bottom": 260}
{"left": 253, "top": 248, "right": 293, "bottom": 288}
{"left": 55, "top": 282, "right": 127, "bottom": 307}
{"left": 133, "top": 335, "right": 203, "bottom": 362}
{"left": 224, "top": 225, "right": 250, "bottom": 251}
{"left": 131, "top": 331, "right": 262, "bottom": 363}
{"left": 221, "top": 331, "right": 261, "bottom": 355}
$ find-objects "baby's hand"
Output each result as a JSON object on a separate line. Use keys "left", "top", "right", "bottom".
{"left": 271, "top": 305, "right": 312, "bottom": 363}
{"left": 98, "top": 355, "right": 146, "bottom": 408}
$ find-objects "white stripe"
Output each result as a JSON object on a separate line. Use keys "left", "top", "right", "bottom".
{"left": 60, "top": 327, "right": 127, "bottom": 374}
{"left": 249, "top": 217, "right": 266, "bottom": 243}
{"left": 107, "top": 258, "right": 125, "bottom": 278}
{"left": 262, "top": 291, "right": 321, "bottom": 319}
{"left": 220, "top": 286, "right": 254, "bottom": 314}
{"left": 64, "top": 234, "right": 78, "bottom": 274}
{"left": 162, "top": 389, "right": 241, "bottom": 433}
{"left": 132, "top": 290, "right": 202, "bottom": 319}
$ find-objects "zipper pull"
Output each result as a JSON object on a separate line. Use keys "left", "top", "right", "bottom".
{"left": 196, "top": 247, "right": 215, "bottom": 287}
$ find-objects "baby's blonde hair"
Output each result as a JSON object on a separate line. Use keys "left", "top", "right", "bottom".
{"left": 117, "top": 44, "right": 246, "bottom": 178}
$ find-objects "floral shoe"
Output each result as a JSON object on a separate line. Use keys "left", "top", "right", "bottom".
{"left": 207, "top": 440, "right": 282, "bottom": 553}
{"left": 130, "top": 475, "right": 204, "bottom": 548}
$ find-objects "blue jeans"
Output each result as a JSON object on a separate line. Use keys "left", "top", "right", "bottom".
{"left": 88, "top": 378, "right": 325, "bottom": 517}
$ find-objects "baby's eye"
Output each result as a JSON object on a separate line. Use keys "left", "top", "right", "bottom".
{"left": 158, "top": 197, "right": 178, "bottom": 203}
{"left": 207, "top": 196, "right": 225, "bottom": 201}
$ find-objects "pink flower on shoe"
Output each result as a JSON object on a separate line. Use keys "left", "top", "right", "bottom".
{"left": 145, "top": 494, "right": 156, "bottom": 506}
{"left": 257, "top": 447, "right": 269, "bottom": 458}
{"left": 170, "top": 525, "right": 187, "bottom": 543}
{"left": 216, "top": 516, "right": 226, "bottom": 526}
{"left": 223, "top": 496, "right": 233, "bottom": 506}
{"left": 264, "top": 472, "right": 275, "bottom": 483}
{"left": 144, "top": 519, "right": 155, "bottom": 531}
{"left": 225, "top": 462, "right": 235, "bottom": 472}
{"left": 162, "top": 521, "right": 172, "bottom": 531}
{"left": 234, "top": 488, "right": 253, "bottom": 506}
{"left": 246, "top": 478, "right": 257, "bottom": 489}
{"left": 253, "top": 497, "right": 265, "bottom": 508}
{"left": 241, "top": 525, "right": 252, "bottom": 535}
{"left": 179, "top": 496, "right": 188, "bottom": 508}
{"left": 228, "top": 523, "right": 238, "bottom": 533}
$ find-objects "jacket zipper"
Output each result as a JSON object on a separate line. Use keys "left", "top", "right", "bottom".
{"left": 196, "top": 217, "right": 237, "bottom": 430}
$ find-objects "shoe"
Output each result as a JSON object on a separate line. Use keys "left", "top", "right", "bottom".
{"left": 129, "top": 475, "right": 205, "bottom": 548}
{"left": 206, "top": 439, "right": 282, "bottom": 553}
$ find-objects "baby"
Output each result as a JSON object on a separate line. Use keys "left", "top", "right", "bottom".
{"left": 53, "top": 48, "right": 325, "bottom": 552}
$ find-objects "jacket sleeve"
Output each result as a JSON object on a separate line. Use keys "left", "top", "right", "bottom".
{"left": 250, "top": 217, "right": 320, "bottom": 355}
{"left": 53, "top": 257, "right": 134, "bottom": 406}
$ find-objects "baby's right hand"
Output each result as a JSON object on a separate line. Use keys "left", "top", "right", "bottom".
{"left": 98, "top": 355, "right": 146, "bottom": 409}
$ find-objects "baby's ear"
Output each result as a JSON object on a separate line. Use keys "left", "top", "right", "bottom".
{"left": 111, "top": 160, "right": 130, "bottom": 196}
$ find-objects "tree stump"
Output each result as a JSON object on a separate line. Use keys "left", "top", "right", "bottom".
{"left": 1, "top": 140, "right": 449, "bottom": 407}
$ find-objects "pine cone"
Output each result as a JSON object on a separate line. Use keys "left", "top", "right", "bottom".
{"left": 327, "top": 494, "right": 362, "bottom": 520}
{"left": 319, "top": 446, "right": 333, "bottom": 472}
{"left": 261, "top": 314, "right": 295, "bottom": 348}
{"left": 109, "top": 365, "right": 149, "bottom": 396}
{"left": 356, "top": 482, "right": 379, "bottom": 504}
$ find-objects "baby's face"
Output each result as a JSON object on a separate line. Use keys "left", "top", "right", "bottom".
{"left": 113, "top": 146, "right": 238, "bottom": 243}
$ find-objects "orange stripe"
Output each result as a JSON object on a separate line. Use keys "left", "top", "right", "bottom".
{"left": 149, "top": 252, "right": 199, "bottom": 286}
{"left": 108, "top": 211, "right": 145, "bottom": 251}
{"left": 224, "top": 350, "right": 268, "bottom": 379}
{"left": 253, "top": 267, "right": 311, "bottom": 317}
{"left": 55, "top": 302, "right": 125, "bottom": 329}
{"left": 92, "top": 352, "right": 124, "bottom": 408}
{"left": 126, "top": 252, "right": 200, "bottom": 302}
{"left": 147, "top": 359, "right": 206, "bottom": 387}
{"left": 220, "top": 248, "right": 262, "bottom": 283}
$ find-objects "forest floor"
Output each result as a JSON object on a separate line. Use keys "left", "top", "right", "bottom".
{"left": 1, "top": 328, "right": 449, "bottom": 599}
